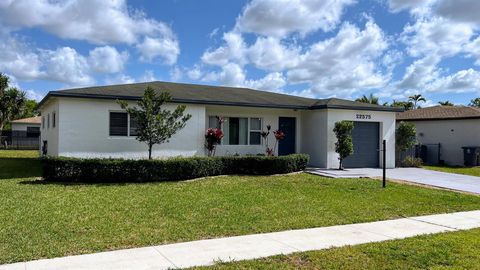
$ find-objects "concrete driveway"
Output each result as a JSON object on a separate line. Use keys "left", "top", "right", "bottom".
{"left": 307, "top": 167, "right": 480, "bottom": 195}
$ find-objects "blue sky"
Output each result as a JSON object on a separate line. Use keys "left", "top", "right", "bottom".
{"left": 0, "top": 0, "right": 479, "bottom": 106}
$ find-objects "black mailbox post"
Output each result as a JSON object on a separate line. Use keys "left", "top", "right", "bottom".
{"left": 462, "top": 146, "right": 480, "bottom": 167}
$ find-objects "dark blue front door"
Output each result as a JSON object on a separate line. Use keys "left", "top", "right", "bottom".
{"left": 278, "top": 117, "right": 296, "bottom": 155}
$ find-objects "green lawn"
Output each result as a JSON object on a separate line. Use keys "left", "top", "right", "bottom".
{"left": 1, "top": 150, "right": 480, "bottom": 264}
{"left": 424, "top": 165, "right": 480, "bottom": 177}
{"left": 194, "top": 228, "right": 480, "bottom": 269}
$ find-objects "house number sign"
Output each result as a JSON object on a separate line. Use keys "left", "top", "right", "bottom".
{"left": 356, "top": 114, "right": 372, "bottom": 119}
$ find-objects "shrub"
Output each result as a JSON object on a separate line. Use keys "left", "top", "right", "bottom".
{"left": 400, "top": 156, "right": 423, "bottom": 167}
{"left": 41, "top": 154, "right": 310, "bottom": 183}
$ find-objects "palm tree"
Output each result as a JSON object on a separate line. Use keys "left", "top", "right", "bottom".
{"left": 355, "top": 93, "right": 379, "bottom": 105}
{"left": 0, "top": 73, "right": 27, "bottom": 136}
{"left": 391, "top": 100, "right": 414, "bottom": 110}
{"left": 408, "top": 94, "right": 426, "bottom": 109}
{"left": 469, "top": 98, "right": 480, "bottom": 108}
{"left": 438, "top": 101, "right": 454, "bottom": 106}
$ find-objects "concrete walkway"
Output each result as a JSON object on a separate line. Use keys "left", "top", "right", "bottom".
{"left": 2, "top": 210, "right": 480, "bottom": 270}
{"left": 307, "top": 167, "right": 480, "bottom": 194}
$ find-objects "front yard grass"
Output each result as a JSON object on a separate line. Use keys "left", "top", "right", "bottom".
{"left": 193, "top": 228, "right": 480, "bottom": 269}
{"left": 1, "top": 150, "right": 480, "bottom": 264}
{"left": 424, "top": 165, "right": 480, "bottom": 177}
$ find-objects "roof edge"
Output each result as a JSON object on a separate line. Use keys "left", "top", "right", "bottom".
{"left": 310, "top": 104, "right": 403, "bottom": 112}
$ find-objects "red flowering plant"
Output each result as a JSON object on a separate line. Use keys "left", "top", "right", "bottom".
{"left": 205, "top": 116, "right": 224, "bottom": 156}
{"left": 261, "top": 124, "right": 286, "bottom": 156}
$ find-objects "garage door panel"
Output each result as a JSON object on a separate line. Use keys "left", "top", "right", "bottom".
{"left": 343, "top": 122, "right": 379, "bottom": 168}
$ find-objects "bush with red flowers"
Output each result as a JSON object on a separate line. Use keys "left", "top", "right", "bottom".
{"left": 205, "top": 116, "right": 224, "bottom": 156}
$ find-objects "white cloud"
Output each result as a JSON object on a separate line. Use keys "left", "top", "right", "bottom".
{"left": 105, "top": 74, "right": 135, "bottom": 85}
{"left": 401, "top": 17, "right": 473, "bottom": 58}
{"left": 136, "top": 36, "right": 180, "bottom": 65}
{"left": 187, "top": 65, "right": 203, "bottom": 80}
{"left": 427, "top": 68, "right": 480, "bottom": 93}
{"left": 287, "top": 21, "right": 389, "bottom": 96}
{"left": 236, "top": 0, "right": 356, "bottom": 37}
{"left": 248, "top": 37, "right": 300, "bottom": 71}
{"left": 201, "top": 32, "right": 247, "bottom": 66}
{"left": 0, "top": 0, "right": 180, "bottom": 65}
{"left": 464, "top": 36, "right": 480, "bottom": 66}
{"left": 169, "top": 66, "right": 182, "bottom": 81}
{"left": 387, "top": 0, "right": 433, "bottom": 13}
{"left": 42, "top": 47, "right": 94, "bottom": 86}
{"left": 245, "top": 72, "right": 287, "bottom": 91}
{"left": 140, "top": 70, "right": 157, "bottom": 82}
{"left": 203, "top": 63, "right": 246, "bottom": 87}
{"left": 88, "top": 46, "right": 128, "bottom": 73}
{"left": 397, "top": 55, "right": 440, "bottom": 89}
{"left": 0, "top": 35, "right": 44, "bottom": 80}
{"left": 434, "top": 0, "right": 480, "bottom": 25}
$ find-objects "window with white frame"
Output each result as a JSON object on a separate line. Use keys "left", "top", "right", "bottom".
{"left": 109, "top": 112, "right": 139, "bottom": 137}
{"left": 47, "top": 114, "right": 50, "bottom": 129}
{"left": 209, "top": 116, "right": 262, "bottom": 145}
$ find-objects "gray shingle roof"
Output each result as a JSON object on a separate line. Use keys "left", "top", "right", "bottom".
{"left": 40, "top": 81, "right": 401, "bottom": 112}
{"left": 397, "top": 105, "right": 480, "bottom": 121}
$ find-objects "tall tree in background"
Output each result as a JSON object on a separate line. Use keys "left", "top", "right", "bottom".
{"left": 333, "top": 121, "right": 354, "bottom": 170}
{"left": 438, "top": 101, "right": 454, "bottom": 106}
{"left": 470, "top": 98, "right": 480, "bottom": 107}
{"left": 355, "top": 93, "right": 379, "bottom": 105}
{"left": 408, "top": 94, "right": 426, "bottom": 109}
{"left": 390, "top": 100, "right": 414, "bottom": 110}
{"left": 118, "top": 87, "right": 192, "bottom": 159}
{"left": 0, "top": 73, "right": 27, "bottom": 135}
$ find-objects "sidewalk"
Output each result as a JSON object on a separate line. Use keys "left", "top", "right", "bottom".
{"left": 3, "top": 210, "right": 480, "bottom": 270}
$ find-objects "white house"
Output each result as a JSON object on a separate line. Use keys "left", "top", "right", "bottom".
{"left": 397, "top": 105, "right": 480, "bottom": 166}
{"left": 38, "top": 81, "right": 400, "bottom": 169}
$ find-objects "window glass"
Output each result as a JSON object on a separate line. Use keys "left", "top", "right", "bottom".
{"left": 227, "top": 117, "right": 248, "bottom": 145}
{"left": 250, "top": 118, "right": 261, "bottom": 131}
{"left": 209, "top": 116, "right": 220, "bottom": 128}
{"left": 249, "top": 132, "right": 261, "bottom": 145}
{"left": 47, "top": 114, "right": 50, "bottom": 129}
{"left": 27, "top": 127, "right": 40, "bottom": 137}
{"left": 109, "top": 112, "right": 128, "bottom": 136}
{"left": 129, "top": 116, "right": 139, "bottom": 136}
{"left": 53, "top": 112, "right": 56, "bottom": 128}
{"left": 42, "top": 116, "right": 45, "bottom": 129}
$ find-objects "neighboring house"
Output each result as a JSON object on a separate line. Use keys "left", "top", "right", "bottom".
{"left": 7, "top": 116, "right": 41, "bottom": 149}
{"left": 397, "top": 106, "right": 480, "bottom": 166}
{"left": 38, "top": 81, "right": 401, "bottom": 169}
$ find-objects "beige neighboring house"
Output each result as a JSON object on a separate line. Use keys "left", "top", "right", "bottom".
{"left": 6, "top": 116, "right": 41, "bottom": 149}
{"left": 397, "top": 106, "right": 480, "bottom": 166}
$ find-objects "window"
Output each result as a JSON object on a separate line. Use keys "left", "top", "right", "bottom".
{"left": 52, "top": 112, "right": 56, "bottom": 128}
{"left": 42, "top": 116, "right": 45, "bottom": 129}
{"left": 109, "top": 112, "right": 139, "bottom": 137}
{"left": 27, "top": 127, "right": 40, "bottom": 137}
{"left": 109, "top": 112, "right": 128, "bottom": 136}
{"left": 47, "top": 114, "right": 50, "bottom": 129}
{"left": 211, "top": 116, "right": 262, "bottom": 146}
{"left": 129, "top": 116, "right": 139, "bottom": 136}
{"left": 249, "top": 118, "right": 262, "bottom": 145}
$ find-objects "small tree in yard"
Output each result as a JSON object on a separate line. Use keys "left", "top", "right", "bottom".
{"left": 396, "top": 121, "right": 416, "bottom": 153}
{"left": 118, "top": 87, "right": 192, "bottom": 159}
{"left": 0, "top": 73, "right": 27, "bottom": 136}
{"left": 333, "top": 121, "right": 354, "bottom": 170}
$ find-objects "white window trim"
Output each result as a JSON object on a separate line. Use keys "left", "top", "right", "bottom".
{"left": 209, "top": 116, "right": 263, "bottom": 146}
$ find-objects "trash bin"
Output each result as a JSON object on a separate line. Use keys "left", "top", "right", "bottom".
{"left": 462, "top": 146, "right": 480, "bottom": 166}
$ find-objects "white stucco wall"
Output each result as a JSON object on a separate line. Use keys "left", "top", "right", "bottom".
{"left": 407, "top": 119, "right": 480, "bottom": 166}
{"left": 11, "top": 123, "right": 40, "bottom": 131}
{"left": 51, "top": 98, "right": 206, "bottom": 158}
{"left": 325, "top": 109, "right": 396, "bottom": 169}
{"left": 300, "top": 109, "right": 328, "bottom": 167}
{"left": 206, "top": 105, "right": 302, "bottom": 156}
{"left": 39, "top": 99, "right": 60, "bottom": 156}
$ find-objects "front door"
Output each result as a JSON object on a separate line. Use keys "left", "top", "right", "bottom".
{"left": 278, "top": 117, "right": 296, "bottom": 156}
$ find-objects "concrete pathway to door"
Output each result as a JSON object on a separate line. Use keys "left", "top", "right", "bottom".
{"left": 2, "top": 210, "right": 480, "bottom": 270}
{"left": 307, "top": 167, "right": 480, "bottom": 194}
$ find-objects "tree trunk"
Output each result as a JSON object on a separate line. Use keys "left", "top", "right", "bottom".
{"left": 148, "top": 144, "right": 153, "bottom": 160}
{"left": 339, "top": 159, "right": 343, "bottom": 170}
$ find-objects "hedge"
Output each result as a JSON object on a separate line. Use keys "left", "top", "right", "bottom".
{"left": 41, "top": 154, "right": 309, "bottom": 183}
